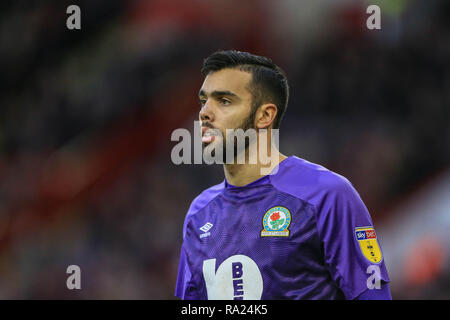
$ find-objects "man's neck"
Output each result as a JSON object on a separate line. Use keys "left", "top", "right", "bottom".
{"left": 223, "top": 149, "right": 287, "bottom": 187}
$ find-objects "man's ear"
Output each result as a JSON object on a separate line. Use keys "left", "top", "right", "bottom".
{"left": 255, "top": 103, "right": 278, "bottom": 129}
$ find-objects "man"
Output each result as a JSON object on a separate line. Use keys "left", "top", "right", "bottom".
{"left": 175, "top": 50, "right": 391, "bottom": 300}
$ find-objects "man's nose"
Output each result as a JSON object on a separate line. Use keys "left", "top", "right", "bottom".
{"left": 199, "top": 101, "right": 214, "bottom": 122}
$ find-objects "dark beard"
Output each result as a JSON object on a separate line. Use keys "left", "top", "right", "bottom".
{"left": 227, "top": 110, "right": 256, "bottom": 162}
{"left": 202, "top": 110, "right": 257, "bottom": 164}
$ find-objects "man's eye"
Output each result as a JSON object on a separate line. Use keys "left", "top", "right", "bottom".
{"left": 199, "top": 99, "right": 206, "bottom": 106}
{"left": 219, "top": 98, "right": 231, "bottom": 105}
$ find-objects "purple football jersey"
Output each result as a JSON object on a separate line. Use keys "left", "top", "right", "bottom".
{"left": 175, "top": 156, "right": 390, "bottom": 300}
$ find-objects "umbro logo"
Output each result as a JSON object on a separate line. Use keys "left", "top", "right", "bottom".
{"left": 200, "top": 222, "right": 213, "bottom": 232}
{"left": 199, "top": 222, "right": 213, "bottom": 238}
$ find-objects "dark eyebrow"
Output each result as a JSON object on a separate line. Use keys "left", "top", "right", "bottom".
{"left": 198, "top": 89, "right": 239, "bottom": 99}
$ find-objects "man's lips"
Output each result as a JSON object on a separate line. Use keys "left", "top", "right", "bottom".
{"left": 202, "top": 135, "right": 215, "bottom": 144}
{"left": 201, "top": 126, "right": 217, "bottom": 144}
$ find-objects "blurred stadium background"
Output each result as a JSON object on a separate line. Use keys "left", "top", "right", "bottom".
{"left": 0, "top": 0, "right": 449, "bottom": 299}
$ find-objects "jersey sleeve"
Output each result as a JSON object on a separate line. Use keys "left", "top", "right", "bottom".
{"left": 314, "top": 176, "right": 391, "bottom": 300}
{"left": 175, "top": 199, "right": 196, "bottom": 300}
{"left": 356, "top": 282, "right": 392, "bottom": 300}
{"left": 175, "top": 243, "right": 192, "bottom": 299}
{"left": 174, "top": 192, "right": 208, "bottom": 300}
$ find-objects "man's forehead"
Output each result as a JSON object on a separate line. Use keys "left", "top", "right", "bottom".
{"left": 200, "top": 68, "right": 252, "bottom": 96}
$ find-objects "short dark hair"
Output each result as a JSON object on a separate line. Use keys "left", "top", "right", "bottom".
{"left": 201, "top": 50, "right": 289, "bottom": 129}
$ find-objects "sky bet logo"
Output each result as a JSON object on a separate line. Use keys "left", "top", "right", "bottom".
{"left": 356, "top": 229, "right": 376, "bottom": 240}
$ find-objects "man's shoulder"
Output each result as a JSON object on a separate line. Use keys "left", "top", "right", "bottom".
{"left": 187, "top": 180, "right": 225, "bottom": 216}
{"left": 271, "top": 156, "right": 355, "bottom": 207}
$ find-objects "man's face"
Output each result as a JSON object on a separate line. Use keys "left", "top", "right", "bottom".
{"left": 198, "top": 68, "right": 255, "bottom": 156}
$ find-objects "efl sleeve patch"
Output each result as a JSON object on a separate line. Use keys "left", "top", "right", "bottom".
{"left": 355, "top": 227, "right": 383, "bottom": 264}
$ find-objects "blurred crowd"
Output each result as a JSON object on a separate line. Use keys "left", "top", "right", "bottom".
{"left": 0, "top": 0, "right": 449, "bottom": 299}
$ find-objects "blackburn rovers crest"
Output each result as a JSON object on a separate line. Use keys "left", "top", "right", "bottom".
{"left": 261, "top": 206, "right": 291, "bottom": 237}
{"left": 355, "top": 226, "right": 383, "bottom": 264}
